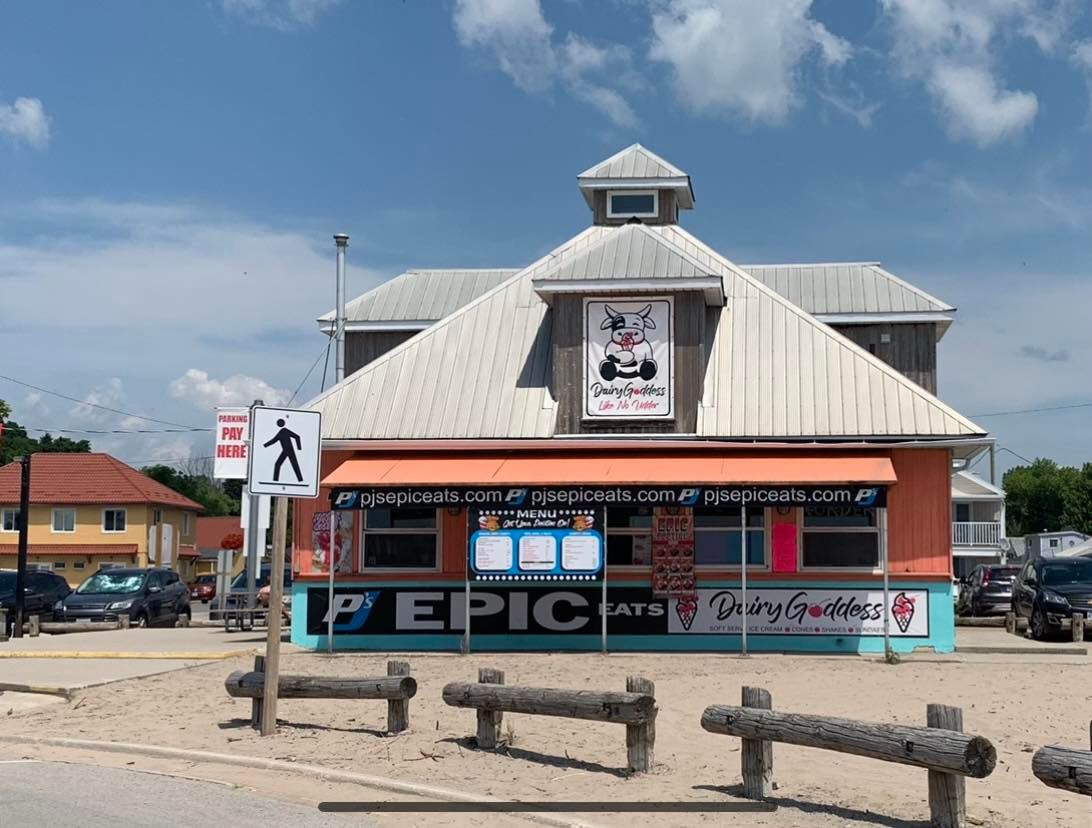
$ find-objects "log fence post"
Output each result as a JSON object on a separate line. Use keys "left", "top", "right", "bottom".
{"left": 927, "top": 703, "right": 966, "bottom": 828}
{"left": 250, "top": 655, "right": 265, "bottom": 730}
{"left": 0, "top": 609, "right": 8, "bottom": 642}
{"left": 476, "top": 667, "right": 504, "bottom": 749}
{"left": 28, "top": 615, "right": 40, "bottom": 637}
{"left": 386, "top": 660, "right": 411, "bottom": 733}
{"left": 1072, "top": 613, "right": 1084, "bottom": 644}
{"left": 625, "top": 676, "right": 655, "bottom": 772}
{"left": 118, "top": 613, "right": 130, "bottom": 630}
{"left": 741, "top": 686, "right": 773, "bottom": 799}
{"left": 1004, "top": 612, "right": 1016, "bottom": 635}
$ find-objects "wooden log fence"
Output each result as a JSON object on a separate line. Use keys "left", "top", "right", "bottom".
{"left": 702, "top": 687, "right": 996, "bottom": 828}
{"left": 442, "top": 671, "right": 657, "bottom": 772}
{"left": 1006, "top": 610, "right": 1088, "bottom": 642}
{"left": 225, "top": 657, "right": 417, "bottom": 734}
{"left": 1032, "top": 721, "right": 1092, "bottom": 819}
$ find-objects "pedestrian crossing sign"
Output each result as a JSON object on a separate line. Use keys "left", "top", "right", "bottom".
{"left": 246, "top": 406, "right": 322, "bottom": 498}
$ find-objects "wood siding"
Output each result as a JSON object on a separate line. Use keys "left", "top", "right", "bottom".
{"left": 830, "top": 323, "right": 937, "bottom": 394}
{"left": 887, "top": 448, "right": 952, "bottom": 576}
{"left": 552, "top": 292, "right": 709, "bottom": 434}
{"left": 345, "top": 330, "right": 419, "bottom": 376}
{"left": 592, "top": 189, "right": 679, "bottom": 226}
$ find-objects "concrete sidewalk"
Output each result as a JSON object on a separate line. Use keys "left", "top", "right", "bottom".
{"left": 954, "top": 624, "right": 1088, "bottom": 655}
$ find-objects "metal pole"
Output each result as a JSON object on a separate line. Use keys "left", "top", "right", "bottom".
{"left": 12, "top": 455, "right": 30, "bottom": 638}
{"left": 989, "top": 444, "right": 996, "bottom": 486}
{"left": 334, "top": 233, "right": 349, "bottom": 384}
{"left": 260, "top": 496, "right": 289, "bottom": 736}
{"left": 881, "top": 507, "right": 891, "bottom": 660}
{"left": 326, "top": 510, "right": 336, "bottom": 654}
{"left": 245, "top": 399, "right": 264, "bottom": 614}
{"left": 601, "top": 518, "right": 608, "bottom": 655}
{"left": 463, "top": 569, "right": 471, "bottom": 655}
{"left": 740, "top": 505, "right": 748, "bottom": 657}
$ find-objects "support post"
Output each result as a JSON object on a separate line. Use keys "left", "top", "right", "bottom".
{"left": 260, "top": 497, "right": 288, "bottom": 737}
{"left": 741, "top": 686, "right": 773, "bottom": 798}
{"left": 118, "top": 613, "right": 130, "bottom": 630}
{"left": 740, "top": 505, "right": 748, "bottom": 657}
{"left": 1005, "top": 612, "right": 1016, "bottom": 635}
{"left": 1073, "top": 613, "right": 1084, "bottom": 644}
{"left": 27, "top": 614, "right": 39, "bottom": 637}
{"left": 333, "top": 233, "right": 349, "bottom": 383}
{"left": 386, "top": 660, "right": 411, "bottom": 733}
{"left": 250, "top": 654, "right": 265, "bottom": 729}
{"left": 927, "top": 703, "right": 966, "bottom": 828}
{"left": 13, "top": 454, "right": 30, "bottom": 638}
{"left": 326, "top": 510, "right": 336, "bottom": 654}
{"left": 881, "top": 507, "right": 892, "bottom": 660}
{"left": 462, "top": 576, "right": 471, "bottom": 656}
{"left": 0, "top": 608, "right": 7, "bottom": 642}
{"left": 625, "top": 675, "right": 655, "bottom": 772}
{"left": 475, "top": 667, "right": 504, "bottom": 749}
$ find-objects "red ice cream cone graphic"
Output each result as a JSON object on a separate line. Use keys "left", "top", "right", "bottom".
{"left": 675, "top": 598, "right": 698, "bottom": 631}
{"left": 891, "top": 592, "right": 916, "bottom": 634}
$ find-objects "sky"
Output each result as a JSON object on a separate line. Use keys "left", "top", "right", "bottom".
{"left": 0, "top": 0, "right": 1090, "bottom": 478}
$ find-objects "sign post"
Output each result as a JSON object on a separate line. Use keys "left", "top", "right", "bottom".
{"left": 247, "top": 405, "right": 322, "bottom": 737}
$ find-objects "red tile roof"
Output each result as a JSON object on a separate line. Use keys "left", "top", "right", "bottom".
{"left": 0, "top": 543, "right": 138, "bottom": 557}
{"left": 195, "top": 515, "right": 241, "bottom": 551}
{"left": 0, "top": 453, "right": 202, "bottom": 510}
{"left": 179, "top": 544, "right": 199, "bottom": 558}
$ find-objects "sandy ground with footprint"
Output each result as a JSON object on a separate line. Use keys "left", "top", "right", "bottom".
{"left": 1, "top": 651, "right": 1089, "bottom": 827}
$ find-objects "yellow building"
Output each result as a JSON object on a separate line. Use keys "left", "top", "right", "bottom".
{"left": 0, "top": 453, "right": 202, "bottom": 586}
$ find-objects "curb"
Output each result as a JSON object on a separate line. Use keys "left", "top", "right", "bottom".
{"left": 0, "top": 682, "right": 72, "bottom": 699}
{"left": 0, "top": 650, "right": 255, "bottom": 660}
{"left": 0, "top": 735, "right": 596, "bottom": 828}
{"left": 955, "top": 645, "right": 1088, "bottom": 655}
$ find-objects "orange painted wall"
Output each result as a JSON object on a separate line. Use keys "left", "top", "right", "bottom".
{"left": 886, "top": 448, "right": 952, "bottom": 576}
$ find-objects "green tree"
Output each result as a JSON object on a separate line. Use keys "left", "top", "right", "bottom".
{"left": 0, "top": 398, "right": 92, "bottom": 465}
{"left": 142, "top": 464, "right": 241, "bottom": 516}
{"left": 1003, "top": 458, "right": 1092, "bottom": 536}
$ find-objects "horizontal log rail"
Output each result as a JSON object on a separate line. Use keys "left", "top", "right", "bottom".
{"left": 443, "top": 670, "right": 656, "bottom": 772}
{"left": 703, "top": 688, "right": 995, "bottom": 828}
{"left": 225, "top": 658, "right": 415, "bottom": 734}
{"left": 1032, "top": 745, "right": 1092, "bottom": 797}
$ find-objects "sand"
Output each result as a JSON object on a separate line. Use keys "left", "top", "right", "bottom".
{"left": 1, "top": 651, "right": 1089, "bottom": 827}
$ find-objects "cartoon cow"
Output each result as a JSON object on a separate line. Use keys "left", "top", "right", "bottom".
{"left": 599, "top": 304, "right": 658, "bottom": 381}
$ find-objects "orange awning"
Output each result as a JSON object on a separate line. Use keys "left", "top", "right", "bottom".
{"left": 323, "top": 454, "right": 897, "bottom": 487}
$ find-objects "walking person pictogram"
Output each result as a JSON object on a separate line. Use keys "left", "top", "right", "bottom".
{"left": 264, "top": 418, "right": 303, "bottom": 482}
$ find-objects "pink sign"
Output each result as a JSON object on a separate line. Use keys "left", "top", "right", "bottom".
{"left": 772, "top": 523, "right": 797, "bottom": 573}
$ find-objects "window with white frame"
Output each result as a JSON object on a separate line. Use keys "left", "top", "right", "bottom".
{"left": 181, "top": 512, "right": 192, "bottom": 536}
{"left": 51, "top": 508, "right": 76, "bottom": 533}
{"left": 693, "top": 508, "right": 766, "bottom": 567}
{"left": 1, "top": 508, "right": 19, "bottom": 533}
{"left": 362, "top": 508, "right": 438, "bottom": 569}
{"left": 102, "top": 508, "right": 127, "bottom": 533}
{"left": 53, "top": 561, "right": 67, "bottom": 570}
{"left": 73, "top": 561, "right": 86, "bottom": 570}
{"left": 606, "top": 189, "right": 658, "bottom": 218}
{"left": 801, "top": 506, "right": 880, "bottom": 569}
{"left": 606, "top": 507, "right": 653, "bottom": 567}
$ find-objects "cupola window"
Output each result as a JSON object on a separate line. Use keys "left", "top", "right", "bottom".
{"left": 606, "top": 190, "right": 658, "bottom": 219}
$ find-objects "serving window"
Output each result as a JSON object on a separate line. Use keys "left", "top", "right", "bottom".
{"left": 694, "top": 508, "right": 766, "bottom": 567}
{"left": 362, "top": 507, "right": 439, "bottom": 570}
{"left": 606, "top": 507, "right": 652, "bottom": 567}
{"left": 801, "top": 506, "right": 879, "bottom": 569}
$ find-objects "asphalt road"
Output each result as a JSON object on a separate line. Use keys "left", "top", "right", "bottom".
{"left": 0, "top": 760, "right": 360, "bottom": 826}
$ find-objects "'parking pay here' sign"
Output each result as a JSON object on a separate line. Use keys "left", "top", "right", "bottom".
{"left": 213, "top": 407, "right": 250, "bottom": 479}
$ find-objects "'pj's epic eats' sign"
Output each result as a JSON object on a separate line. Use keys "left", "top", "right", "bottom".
{"left": 584, "top": 297, "right": 673, "bottom": 419}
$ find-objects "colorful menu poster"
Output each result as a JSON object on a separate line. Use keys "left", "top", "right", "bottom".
{"left": 311, "top": 511, "right": 353, "bottom": 574}
{"left": 468, "top": 508, "right": 605, "bottom": 581}
{"left": 652, "top": 507, "right": 696, "bottom": 602}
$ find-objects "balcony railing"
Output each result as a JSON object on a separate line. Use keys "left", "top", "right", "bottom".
{"left": 952, "top": 521, "right": 1003, "bottom": 547}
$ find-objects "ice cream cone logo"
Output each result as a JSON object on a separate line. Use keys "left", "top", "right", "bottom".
{"left": 675, "top": 598, "right": 698, "bottom": 631}
{"left": 891, "top": 592, "right": 916, "bottom": 634}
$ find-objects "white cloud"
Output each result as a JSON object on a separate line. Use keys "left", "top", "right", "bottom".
{"left": 0, "top": 97, "right": 50, "bottom": 149}
{"left": 169, "top": 369, "right": 291, "bottom": 410}
{"left": 880, "top": 0, "right": 1074, "bottom": 146}
{"left": 221, "top": 0, "right": 339, "bottom": 30}
{"left": 452, "top": 0, "right": 639, "bottom": 127}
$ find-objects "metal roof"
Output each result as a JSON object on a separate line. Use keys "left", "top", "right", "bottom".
{"left": 577, "top": 144, "right": 695, "bottom": 209}
{"left": 531, "top": 223, "right": 723, "bottom": 304}
{"left": 741, "top": 262, "right": 954, "bottom": 316}
{"left": 317, "top": 269, "right": 518, "bottom": 329}
{"left": 951, "top": 470, "right": 1004, "bottom": 499}
{"left": 308, "top": 223, "right": 985, "bottom": 442}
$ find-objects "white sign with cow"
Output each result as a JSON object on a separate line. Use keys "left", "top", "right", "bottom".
{"left": 583, "top": 297, "right": 673, "bottom": 419}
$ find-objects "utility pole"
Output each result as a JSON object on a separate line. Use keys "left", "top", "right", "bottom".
{"left": 12, "top": 454, "right": 30, "bottom": 638}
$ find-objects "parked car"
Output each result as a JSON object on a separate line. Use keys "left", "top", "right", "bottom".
{"left": 60, "top": 567, "right": 191, "bottom": 628}
{"left": 957, "top": 565, "right": 1021, "bottom": 616}
{"left": 0, "top": 569, "right": 71, "bottom": 630}
{"left": 1012, "top": 557, "right": 1092, "bottom": 640}
{"left": 189, "top": 574, "right": 217, "bottom": 603}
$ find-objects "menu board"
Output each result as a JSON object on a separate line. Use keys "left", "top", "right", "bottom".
{"left": 651, "top": 507, "right": 696, "bottom": 599}
{"left": 469, "top": 507, "right": 605, "bottom": 582}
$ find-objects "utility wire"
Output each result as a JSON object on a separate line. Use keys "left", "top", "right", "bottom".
{"left": 970, "top": 400, "right": 1092, "bottom": 418}
{"left": 0, "top": 373, "right": 203, "bottom": 429}
{"left": 320, "top": 339, "right": 332, "bottom": 393}
{"left": 0, "top": 422, "right": 210, "bottom": 437}
{"left": 287, "top": 342, "right": 332, "bottom": 406}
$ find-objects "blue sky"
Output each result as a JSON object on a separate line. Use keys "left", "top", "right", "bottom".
{"left": 1, "top": 0, "right": 1090, "bottom": 476}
